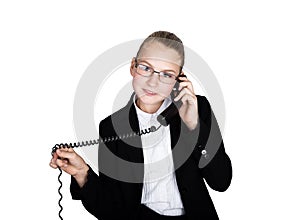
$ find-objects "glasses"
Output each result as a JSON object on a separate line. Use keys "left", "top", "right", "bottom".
{"left": 134, "top": 59, "right": 179, "bottom": 84}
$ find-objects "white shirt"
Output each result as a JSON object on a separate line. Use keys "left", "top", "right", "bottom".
{"left": 133, "top": 95, "right": 185, "bottom": 216}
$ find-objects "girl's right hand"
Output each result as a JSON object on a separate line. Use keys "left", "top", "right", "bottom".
{"left": 49, "top": 147, "right": 89, "bottom": 187}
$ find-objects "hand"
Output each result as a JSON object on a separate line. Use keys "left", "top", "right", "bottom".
{"left": 174, "top": 73, "right": 199, "bottom": 130}
{"left": 49, "top": 147, "right": 89, "bottom": 187}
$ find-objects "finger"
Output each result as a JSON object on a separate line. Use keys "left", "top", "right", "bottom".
{"left": 58, "top": 147, "right": 75, "bottom": 153}
{"left": 177, "top": 74, "right": 187, "bottom": 81}
{"left": 60, "top": 158, "right": 69, "bottom": 164}
{"left": 174, "top": 88, "right": 187, "bottom": 102}
{"left": 180, "top": 94, "right": 197, "bottom": 106}
{"left": 56, "top": 159, "right": 77, "bottom": 176}
{"left": 49, "top": 160, "right": 58, "bottom": 169}
{"left": 174, "top": 87, "right": 194, "bottom": 102}
{"left": 50, "top": 152, "right": 60, "bottom": 166}
{"left": 52, "top": 152, "right": 58, "bottom": 161}
{"left": 56, "top": 158, "right": 69, "bottom": 168}
{"left": 178, "top": 71, "right": 187, "bottom": 78}
{"left": 56, "top": 149, "right": 76, "bottom": 160}
{"left": 178, "top": 81, "right": 194, "bottom": 92}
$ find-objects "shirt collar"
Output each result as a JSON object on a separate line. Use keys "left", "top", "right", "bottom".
{"left": 133, "top": 94, "right": 172, "bottom": 124}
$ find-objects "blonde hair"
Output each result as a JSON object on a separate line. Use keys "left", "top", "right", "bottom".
{"left": 136, "top": 31, "right": 185, "bottom": 68}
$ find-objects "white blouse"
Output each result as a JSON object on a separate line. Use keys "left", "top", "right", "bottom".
{"left": 133, "top": 95, "right": 185, "bottom": 216}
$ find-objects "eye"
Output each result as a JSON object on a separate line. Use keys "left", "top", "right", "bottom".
{"left": 161, "top": 72, "right": 174, "bottom": 78}
{"left": 138, "top": 64, "right": 152, "bottom": 72}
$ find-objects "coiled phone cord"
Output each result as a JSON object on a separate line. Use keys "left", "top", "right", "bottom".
{"left": 52, "top": 124, "right": 162, "bottom": 220}
{"left": 57, "top": 167, "right": 63, "bottom": 220}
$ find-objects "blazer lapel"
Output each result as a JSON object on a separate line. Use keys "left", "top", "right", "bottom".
{"left": 127, "top": 101, "right": 144, "bottom": 164}
{"left": 169, "top": 111, "right": 181, "bottom": 150}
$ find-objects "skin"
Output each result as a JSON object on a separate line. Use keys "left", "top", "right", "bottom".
{"left": 131, "top": 42, "right": 199, "bottom": 129}
{"left": 49, "top": 41, "right": 199, "bottom": 188}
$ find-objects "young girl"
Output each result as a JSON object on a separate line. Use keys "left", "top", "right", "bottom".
{"left": 50, "top": 31, "right": 232, "bottom": 220}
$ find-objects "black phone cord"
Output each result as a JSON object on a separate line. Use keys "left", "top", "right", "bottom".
{"left": 52, "top": 124, "right": 162, "bottom": 219}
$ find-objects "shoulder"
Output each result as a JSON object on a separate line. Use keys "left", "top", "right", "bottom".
{"left": 99, "top": 102, "right": 133, "bottom": 137}
{"left": 196, "top": 95, "right": 212, "bottom": 119}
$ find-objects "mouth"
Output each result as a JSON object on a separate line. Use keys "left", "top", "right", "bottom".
{"left": 143, "top": 89, "right": 157, "bottom": 96}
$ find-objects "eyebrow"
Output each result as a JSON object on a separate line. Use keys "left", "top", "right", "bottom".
{"left": 137, "top": 59, "right": 177, "bottom": 74}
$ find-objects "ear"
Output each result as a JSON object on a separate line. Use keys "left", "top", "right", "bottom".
{"left": 130, "top": 57, "right": 136, "bottom": 77}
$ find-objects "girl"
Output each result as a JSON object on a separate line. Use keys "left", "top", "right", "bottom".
{"left": 50, "top": 31, "right": 232, "bottom": 220}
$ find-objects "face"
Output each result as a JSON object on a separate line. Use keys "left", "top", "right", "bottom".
{"left": 130, "top": 42, "right": 182, "bottom": 113}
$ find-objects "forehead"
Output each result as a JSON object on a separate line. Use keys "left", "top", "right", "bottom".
{"left": 138, "top": 41, "right": 182, "bottom": 67}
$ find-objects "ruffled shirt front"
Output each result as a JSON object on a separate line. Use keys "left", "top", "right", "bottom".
{"left": 133, "top": 94, "right": 185, "bottom": 216}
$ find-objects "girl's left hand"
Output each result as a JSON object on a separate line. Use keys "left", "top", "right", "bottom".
{"left": 174, "top": 73, "right": 199, "bottom": 130}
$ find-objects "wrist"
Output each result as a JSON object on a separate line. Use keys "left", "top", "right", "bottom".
{"left": 186, "top": 118, "right": 199, "bottom": 131}
{"left": 73, "top": 164, "right": 89, "bottom": 187}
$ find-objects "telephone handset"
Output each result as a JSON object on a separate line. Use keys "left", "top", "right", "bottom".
{"left": 51, "top": 75, "right": 186, "bottom": 220}
{"left": 157, "top": 75, "right": 186, "bottom": 126}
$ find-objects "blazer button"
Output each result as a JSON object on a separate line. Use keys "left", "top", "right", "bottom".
{"left": 182, "top": 187, "right": 188, "bottom": 193}
{"left": 201, "top": 149, "right": 209, "bottom": 159}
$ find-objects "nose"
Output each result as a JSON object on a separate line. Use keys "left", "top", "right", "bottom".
{"left": 146, "top": 72, "right": 160, "bottom": 87}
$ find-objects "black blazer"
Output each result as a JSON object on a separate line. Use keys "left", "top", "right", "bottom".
{"left": 70, "top": 94, "right": 232, "bottom": 220}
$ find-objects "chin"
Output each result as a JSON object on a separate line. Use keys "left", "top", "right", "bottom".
{"left": 138, "top": 94, "right": 165, "bottom": 106}
{"left": 141, "top": 96, "right": 163, "bottom": 104}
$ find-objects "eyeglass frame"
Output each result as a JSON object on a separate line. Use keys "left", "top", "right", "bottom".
{"left": 134, "top": 58, "right": 183, "bottom": 84}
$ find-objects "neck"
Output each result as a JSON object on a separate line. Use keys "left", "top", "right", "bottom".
{"left": 136, "top": 99, "right": 163, "bottom": 114}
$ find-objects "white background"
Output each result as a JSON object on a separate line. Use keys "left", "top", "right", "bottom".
{"left": 1, "top": 0, "right": 299, "bottom": 219}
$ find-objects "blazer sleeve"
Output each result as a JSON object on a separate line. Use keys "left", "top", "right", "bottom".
{"left": 69, "top": 121, "right": 125, "bottom": 219}
{"left": 192, "top": 96, "right": 232, "bottom": 192}
{"left": 70, "top": 163, "right": 119, "bottom": 219}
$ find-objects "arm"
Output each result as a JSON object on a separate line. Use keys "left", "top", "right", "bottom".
{"left": 69, "top": 120, "right": 126, "bottom": 219}
{"left": 198, "top": 96, "right": 232, "bottom": 192}
{"left": 50, "top": 146, "right": 110, "bottom": 218}
{"left": 70, "top": 164, "right": 118, "bottom": 219}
